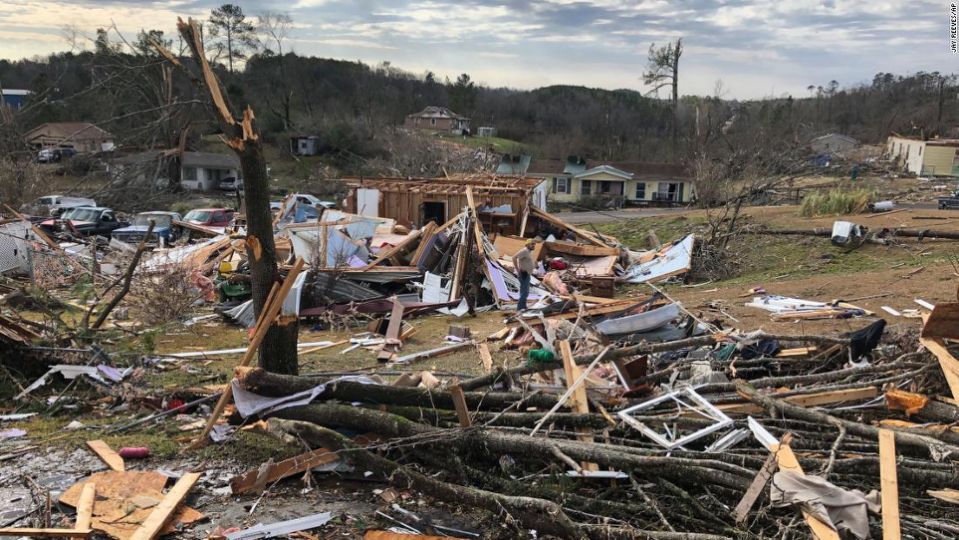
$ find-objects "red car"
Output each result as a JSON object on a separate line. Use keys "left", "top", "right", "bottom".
{"left": 183, "top": 208, "right": 235, "bottom": 228}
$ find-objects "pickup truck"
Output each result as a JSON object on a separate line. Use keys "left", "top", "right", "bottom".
{"left": 938, "top": 190, "right": 959, "bottom": 209}
{"left": 39, "top": 207, "right": 128, "bottom": 238}
{"left": 112, "top": 211, "right": 182, "bottom": 245}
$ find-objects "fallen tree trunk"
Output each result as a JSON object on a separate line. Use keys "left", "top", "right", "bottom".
{"left": 462, "top": 331, "right": 853, "bottom": 391}
{"left": 735, "top": 380, "right": 959, "bottom": 460}
{"left": 743, "top": 226, "right": 959, "bottom": 242}
{"left": 236, "top": 366, "right": 560, "bottom": 410}
{"left": 268, "top": 418, "right": 588, "bottom": 539}
{"left": 266, "top": 402, "right": 754, "bottom": 491}
{"left": 268, "top": 419, "right": 731, "bottom": 540}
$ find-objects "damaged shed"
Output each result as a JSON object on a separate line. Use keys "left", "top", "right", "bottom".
{"left": 341, "top": 175, "right": 548, "bottom": 236}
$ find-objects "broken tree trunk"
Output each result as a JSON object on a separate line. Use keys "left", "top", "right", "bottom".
{"left": 735, "top": 380, "right": 959, "bottom": 460}
{"left": 165, "top": 18, "right": 297, "bottom": 375}
{"left": 269, "top": 418, "right": 588, "bottom": 539}
{"left": 88, "top": 222, "right": 155, "bottom": 330}
{"left": 235, "top": 366, "right": 559, "bottom": 410}
{"left": 262, "top": 402, "right": 754, "bottom": 491}
{"left": 460, "top": 331, "right": 852, "bottom": 391}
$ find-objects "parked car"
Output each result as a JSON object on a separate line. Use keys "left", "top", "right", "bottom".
{"left": 291, "top": 193, "right": 336, "bottom": 210}
{"left": 938, "top": 189, "right": 959, "bottom": 209}
{"left": 218, "top": 177, "right": 243, "bottom": 192}
{"left": 37, "top": 147, "right": 76, "bottom": 163}
{"left": 21, "top": 195, "right": 98, "bottom": 217}
{"left": 39, "top": 207, "right": 127, "bottom": 238}
{"left": 111, "top": 211, "right": 182, "bottom": 245}
{"left": 183, "top": 208, "right": 235, "bottom": 228}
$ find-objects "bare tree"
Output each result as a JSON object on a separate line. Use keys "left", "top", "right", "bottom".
{"left": 643, "top": 38, "right": 683, "bottom": 147}
{"left": 257, "top": 11, "right": 293, "bottom": 56}
{"left": 154, "top": 18, "right": 299, "bottom": 374}
{"left": 208, "top": 4, "right": 259, "bottom": 73}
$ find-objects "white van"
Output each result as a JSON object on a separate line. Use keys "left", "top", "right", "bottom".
{"left": 21, "top": 195, "right": 97, "bottom": 217}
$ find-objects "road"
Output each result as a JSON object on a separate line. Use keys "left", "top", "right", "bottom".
{"left": 550, "top": 206, "right": 687, "bottom": 224}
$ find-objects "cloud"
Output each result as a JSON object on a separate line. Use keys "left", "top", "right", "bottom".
{"left": 0, "top": 0, "right": 951, "bottom": 98}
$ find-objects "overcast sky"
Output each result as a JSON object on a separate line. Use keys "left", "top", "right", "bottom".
{"left": 0, "top": 0, "right": 952, "bottom": 99}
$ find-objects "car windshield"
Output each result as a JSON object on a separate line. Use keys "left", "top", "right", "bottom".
{"left": 133, "top": 214, "right": 172, "bottom": 227}
{"left": 63, "top": 208, "right": 101, "bottom": 222}
{"left": 38, "top": 197, "right": 53, "bottom": 205}
{"left": 184, "top": 210, "right": 212, "bottom": 222}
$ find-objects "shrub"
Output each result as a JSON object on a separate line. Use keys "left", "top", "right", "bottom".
{"left": 799, "top": 187, "right": 873, "bottom": 217}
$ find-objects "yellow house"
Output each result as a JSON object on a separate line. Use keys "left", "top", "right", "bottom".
{"left": 512, "top": 156, "right": 692, "bottom": 206}
{"left": 886, "top": 134, "right": 959, "bottom": 177}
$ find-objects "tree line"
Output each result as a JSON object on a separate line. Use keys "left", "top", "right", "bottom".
{"left": 2, "top": 4, "right": 958, "bottom": 169}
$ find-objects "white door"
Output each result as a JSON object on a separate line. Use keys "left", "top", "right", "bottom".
{"left": 356, "top": 188, "right": 381, "bottom": 217}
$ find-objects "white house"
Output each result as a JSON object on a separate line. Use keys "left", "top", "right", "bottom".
{"left": 180, "top": 152, "right": 240, "bottom": 191}
{"left": 886, "top": 134, "right": 959, "bottom": 177}
{"left": 111, "top": 151, "right": 241, "bottom": 191}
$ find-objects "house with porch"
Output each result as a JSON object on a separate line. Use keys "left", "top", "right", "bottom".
{"left": 509, "top": 155, "right": 691, "bottom": 206}
{"left": 111, "top": 151, "right": 240, "bottom": 191}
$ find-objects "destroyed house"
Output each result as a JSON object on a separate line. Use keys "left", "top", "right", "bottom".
{"left": 340, "top": 175, "right": 547, "bottom": 235}
{"left": 886, "top": 133, "right": 959, "bottom": 177}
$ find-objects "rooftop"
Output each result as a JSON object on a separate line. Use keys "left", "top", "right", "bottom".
{"left": 24, "top": 122, "right": 113, "bottom": 141}
{"left": 407, "top": 106, "right": 468, "bottom": 120}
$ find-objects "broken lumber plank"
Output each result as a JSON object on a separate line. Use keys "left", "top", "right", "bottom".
{"left": 230, "top": 447, "right": 339, "bottom": 494}
{"left": 773, "top": 441, "right": 840, "bottom": 540}
{"left": 0, "top": 528, "right": 92, "bottom": 538}
{"left": 364, "top": 532, "right": 453, "bottom": 540}
{"left": 688, "top": 387, "right": 880, "bottom": 417}
{"left": 919, "top": 337, "right": 959, "bottom": 401}
{"left": 777, "top": 346, "right": 817, "bottom": 357}
{"left": 733, "top": 451, "right": 778, "bottom": 524}
{"left": 364, "top": 229, "right": 423, "bottom": 270}
{"left": 377, "top": 296, "right": 405, "bottom": 363}
{"left": 559, "top": 340, "right": 598, "bottom": 471}
{"left": 477, "top": 343, "right": 493, "bottom": 373}
{"left": 879, "top": 430, "right": 901, "bottom": 540}
{"left": 448, "top": 384, "right": 472, "bottom": 427}
{"left": 409, "top": 221, "right": 437, "bottom": 266}
{"left": 75, "top": 483, "right": 95, "bottom": 530}
{"left": 86, "top": 440, "right": 124, "bottom": 471}
{"left": 129, "top": 472, "right": 202, "bottom": 540}
{"left": 921, "top": 303, "right": 959, "bottom": 339}
{"left": 393, "top": 341, "right": 474, "bottom": 364}
{"left": 189, "top": 258, "right": 304, "bottom": 450}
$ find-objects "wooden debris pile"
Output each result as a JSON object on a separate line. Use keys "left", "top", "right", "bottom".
{"left": 209, "top": 305, "right": 959, "bottom": 539}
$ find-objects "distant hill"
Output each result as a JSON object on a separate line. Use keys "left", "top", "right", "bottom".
{"left": 3, "top": 48, "right": 957, "bottom": 166}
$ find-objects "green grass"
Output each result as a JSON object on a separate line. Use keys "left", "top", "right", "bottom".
{"left": 595, "top": 215, "right": 704, "bottom": 250}
{"left": 799, "top": 187, "right": 874, "bottom": 217}
{"left": 597, "top": 214, "right": 929, "bottom": 287}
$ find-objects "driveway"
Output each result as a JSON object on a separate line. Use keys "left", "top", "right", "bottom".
{"left": 550, "top": 206, "right": 687, "bottom": 224}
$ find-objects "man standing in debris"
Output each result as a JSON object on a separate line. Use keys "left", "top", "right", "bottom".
{"left": 512, "top": 240, "right": 536, "bottom": 311}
